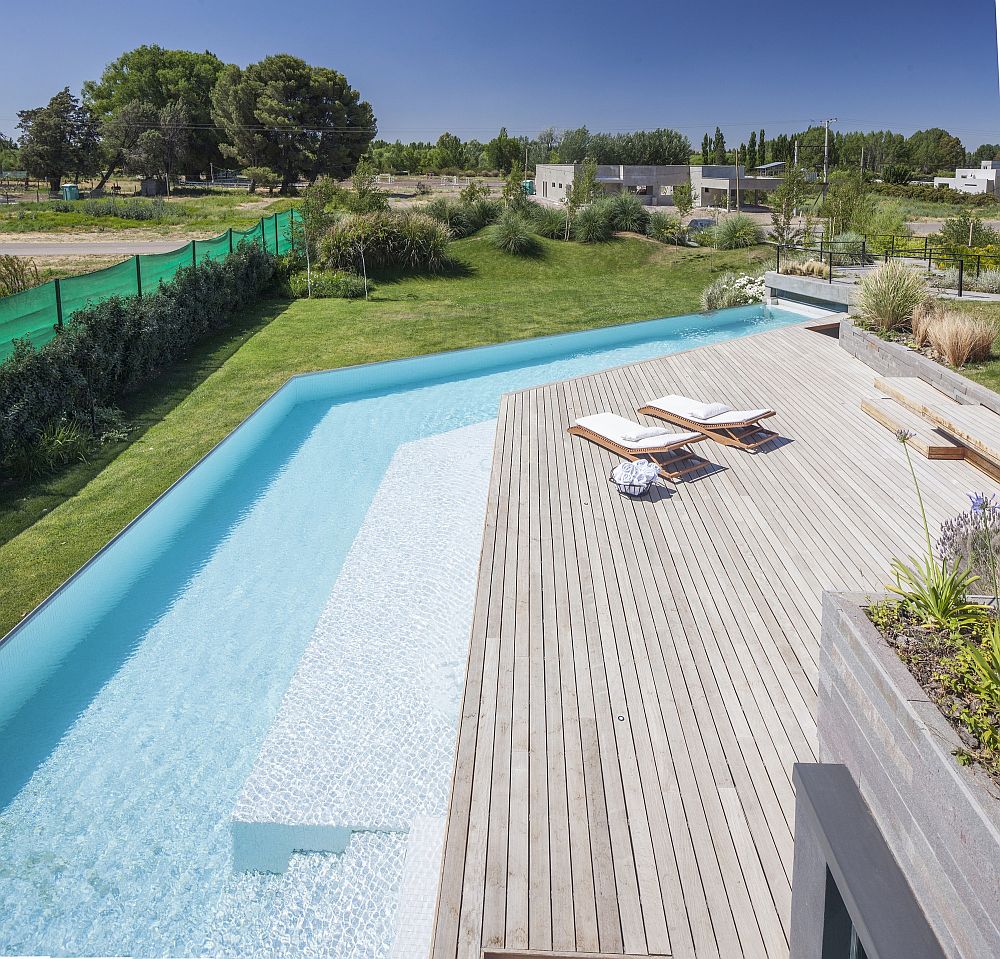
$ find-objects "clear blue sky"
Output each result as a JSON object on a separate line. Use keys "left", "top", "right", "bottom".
{"left": 2, "top": 0, "right": 998, "bottom": 148}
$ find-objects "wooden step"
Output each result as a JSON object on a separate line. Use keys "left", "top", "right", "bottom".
{"left": 861, "top": 397, "right": 966, "bottom": 459}
{"left": 874, "top": 376, "right": 1000, "bottom": 467}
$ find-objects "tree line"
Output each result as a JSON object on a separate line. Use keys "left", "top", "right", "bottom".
{"left": 4, "top": 46, "right": 376, "bottom": 194}
{"left": 369, "top": 124, "right": 995, "bottom": 180}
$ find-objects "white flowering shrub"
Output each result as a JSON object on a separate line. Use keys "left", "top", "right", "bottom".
{"left": 700, "top": 271, "right": 766, "bottom": 311}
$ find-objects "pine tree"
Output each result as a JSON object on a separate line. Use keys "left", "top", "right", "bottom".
{"left": 712, "top": 127, "right": 726, "bottom": 164}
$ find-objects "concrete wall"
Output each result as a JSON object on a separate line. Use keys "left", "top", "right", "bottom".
{"left": 814, "top": 593, "right": 1000, "bottom": 959}
{"left": 838, "top": 319, "right": 1000, "bottom": 414}
{"left": 534, "top": 164, "right": 575, "bottom": 204}
{"left": 764, "top": 271, "right": 855, "bottom": 309}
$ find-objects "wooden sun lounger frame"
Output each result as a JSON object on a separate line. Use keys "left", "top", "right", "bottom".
{"left": 567, "top": 423, "right": 710, "bottom": 480}
{"left": 637, "top": 404, "right": 778, "bottom": 451}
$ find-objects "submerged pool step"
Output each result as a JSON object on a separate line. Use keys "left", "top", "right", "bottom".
{"left": 231, "top": 420, "right": 496, "bottom": 873}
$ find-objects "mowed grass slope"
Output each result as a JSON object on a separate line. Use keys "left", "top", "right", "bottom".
{"left": 0, "top": 236, "right": 768, "bottom": 634}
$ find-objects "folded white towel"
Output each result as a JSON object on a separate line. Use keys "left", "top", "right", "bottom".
{"left": 612, "top": 460, "right": 659, "bottom": 487}
{"left": 620, "top": 425, "right": 673, "bottom": 443}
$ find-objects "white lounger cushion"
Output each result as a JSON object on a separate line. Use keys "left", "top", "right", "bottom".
{"left": 575, "top": 413, "right": 701, "bottom": 450}
{"left": 645, "top": 394, "right": 772, "bottom": 425}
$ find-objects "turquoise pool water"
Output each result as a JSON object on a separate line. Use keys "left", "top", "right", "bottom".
{"left": 0, "top": 305, "right": 802, "bottom": 956}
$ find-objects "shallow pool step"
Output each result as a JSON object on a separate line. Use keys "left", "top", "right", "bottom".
{"left": 231, "top": 420, "right": 496, "bottom": 872}
{"left": 861, "top": 396, "right": 966, "bottom": 460}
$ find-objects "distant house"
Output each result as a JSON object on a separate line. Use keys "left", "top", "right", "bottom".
{"left": 533, "top": 164, "right": 689, "bottom": 207}
{"left": 533, "top": 162, "right": 799, "bottom": 209}
{"left": 933, "top": 160, "right": 1000, "bottom": 195}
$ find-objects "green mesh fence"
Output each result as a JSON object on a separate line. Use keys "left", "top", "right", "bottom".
{"left": 0, "top": 208, "right": 299, "bottom": 363}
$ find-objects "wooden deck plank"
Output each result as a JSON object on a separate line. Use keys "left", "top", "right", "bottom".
{"left": 431, "top": 324, "right": 1000, "bottom": 959}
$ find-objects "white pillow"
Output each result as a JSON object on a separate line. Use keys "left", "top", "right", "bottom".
{"left": 689, "top": 401, "right": 731, "bottom": 420}
{"left": 621, "top": 425, "right": 673, "bottom": 443}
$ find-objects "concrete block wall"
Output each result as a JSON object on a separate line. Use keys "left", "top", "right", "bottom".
{"left": 818, "top": 593, "right": 1000, "bottom": 959}
{"left": 838, "top": 320, "right": 1000, "bottom": 414}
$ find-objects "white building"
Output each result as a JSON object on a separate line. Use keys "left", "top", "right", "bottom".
{"left": 933, "top": 160, "right": 1000, "bottom": 195}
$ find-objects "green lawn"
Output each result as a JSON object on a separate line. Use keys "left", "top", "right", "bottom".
{"left": 0, "top": 189, "right": 297, "bottom": 236}
{"left": 0, "top": 235, "right": 768, "bottom": 635}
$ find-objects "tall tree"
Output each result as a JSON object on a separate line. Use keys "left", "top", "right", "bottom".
{"left": 84, "top": 46, "right": 226, "bottom": 178}
{"left": 701, "top": 133, "right": 711, "bottom": 163}
{"left": 211, "top": 54, "right": 376, "bottom": 193}
{"left": 759, "top": 128, "right": 766, "bottom": 165}
{"left": 907, "top": 128, "right": 965, "bottom": 174}
{"left": 746, "top": 131, "right": 758, "bottom": 171}
{"left": 125, "top": 101, "right": 191, "bottom": 191}
{"left": 17, "top": 88, "right": 100, "bottom": 192}
{"left": 485, "top": 127, "right": 524, "bottom": 172}
{"left": 92, "top": 100, "right": 157, "bottom": 192}
{"left": 557, "top": 127, "right": 590, "bottom": 163}
{"left": 712, "top": 127, "right": 726, "bottom": 164}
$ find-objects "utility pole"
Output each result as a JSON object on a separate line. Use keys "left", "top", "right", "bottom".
{"left": 820, "top": 117, "right": 838, "bottom": 185}
{"left": 735, "top": 145, "right": 740, "bottom": 210}
{"left": 793, "top": 139, "right": 799, "bottom": 169}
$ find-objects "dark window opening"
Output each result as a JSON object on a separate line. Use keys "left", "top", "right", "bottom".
{"left": 822, "top": 869, "right": 869, "bottom": 959}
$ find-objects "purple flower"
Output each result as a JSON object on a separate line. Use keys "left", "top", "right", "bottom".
{"left": 969, "top": 492, "right": 997, "bottom": 514}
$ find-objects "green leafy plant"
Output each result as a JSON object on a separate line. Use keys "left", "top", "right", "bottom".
{"left": 646, "top": 211, "right": 684, "bottom": 244}
{"left": 288, "top": 269, "right": 369, "bottom": 299}
{"left": 487, "top": 210, "right": 539, "bottom": 256}
{"left": 318, "top": 210, "right": 450, "bottom": 274}
{"left": 529, "top": 205, "right": 568, "bottom": 240}
{"left": 3, "top": 419, "right": 89, "bottom": 479}
{"left": 887, "top": 431, "right": 984, "bottom": 629}
{"left": 857, "top": 260, "right": 927, "bottom": 332}
{"left": 965, "top": 620, "right": 1000, "bottom": 704}
{"left": 0, "top": 254, "right": 40, "bottom": 296}
{"left": 606, "top": 193, "right": 649, "bottom": 234}
{"left": 573, "top": 199, "right": 615, "bottom": 243}
{"left": 710, "top": 213, "right": 764, "bottom": 250}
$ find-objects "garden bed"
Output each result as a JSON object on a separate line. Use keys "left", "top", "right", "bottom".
{"left": 820, "top": 592, "right": 1000, "bottom": 959}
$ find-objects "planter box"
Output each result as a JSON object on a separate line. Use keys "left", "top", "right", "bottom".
{"left": 816, "top": 592, "right": 1000, "bottom": 958}
{"left": 839, "top": 319, "right": 1000, "bottom": 415}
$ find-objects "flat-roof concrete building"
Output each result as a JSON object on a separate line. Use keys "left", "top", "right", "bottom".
{"left": 933, "top": 160, "right": 1000, "bottom": 195}
{"left": 533, "top": 162, "right": 797, "bottom": 209}
{"left": 534, "top": 163, "right": 689, "bottom": 206}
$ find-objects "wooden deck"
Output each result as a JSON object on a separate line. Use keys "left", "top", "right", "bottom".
{"left": 429, "top": 324, "right": 1000, "bottom": 959}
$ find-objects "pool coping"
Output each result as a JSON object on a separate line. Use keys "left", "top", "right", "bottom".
{"left": 0, "top": 303, "right": 828, "bottom": 654}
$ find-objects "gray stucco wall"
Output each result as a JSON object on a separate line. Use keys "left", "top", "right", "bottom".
{"left": 838, "top": 319, "right": 1000, "bottom": 414}
{"left": 817, "top": 593, "right": 1000, "bottom": 959}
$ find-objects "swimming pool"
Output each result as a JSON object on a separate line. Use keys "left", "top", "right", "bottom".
{"left": 0, "top": 305, "right": 804, "bottom": 956}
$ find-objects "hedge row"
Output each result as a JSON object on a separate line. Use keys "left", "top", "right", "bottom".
{"left": 873, "top": 181, "right": 1000, "bottom": 207}
{"left": 0, "top": 244, "right": 275, "bottom": 472}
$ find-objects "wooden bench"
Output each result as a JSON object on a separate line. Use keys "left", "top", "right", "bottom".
{"left": 861, "top": 397, "right": 965, "bottom": 460}
{"left": 873, "top": 376, "right": 1000, "bottom": 480}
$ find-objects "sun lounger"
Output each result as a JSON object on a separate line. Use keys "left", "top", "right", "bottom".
{"left": 638, "top": 394, "right": 778, "bottom": 451}
{"left": 568, "top": 412, "right": 709, "bottom": 480}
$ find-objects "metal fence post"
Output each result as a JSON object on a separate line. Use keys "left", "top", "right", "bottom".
{"left": 828, "top": 249, "right": 834, "bottom": 284}
{"left": 861, "top": 237, "right": 867, "bottom": 264}
{"left": 191, "top": 241, "right": 197, "bottom": 268}
{"left": 958, "top": 259, "right": 964, "bottom": 298}
{"left": 53, "top": 278, "right": 63, "bottom": 329}
{"left": 135, "top": 255, "right": 142, "bottom": 297}
{"left": 274, "top": 215, "right": 279, "bottom": 252}
{"left": 976, "top": 254, "right": 982, "bottom": 279}
{"left": 775, "top": 244, "right": 781, "bottom": 272}
{"left": 228, "top": 227, "right": 233, "bottom": 254}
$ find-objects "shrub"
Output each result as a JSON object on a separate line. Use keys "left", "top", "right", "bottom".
{"left": 927, "top": 312, "right": 997, "bottom": 367}
{"left": 711, "top": 213, "right": 764, "bottom": 250}
{"left": 0, "top": 255, "right": 40, "bottom": 296}
{"left": 972, "top": 269, "right": 1000, "bottom": 294}
{"left": 530, "top": 205, "right": 569, "bottom": 240}
{"left": 939, "top": 495, "right": 1000, "bottom": 591}
{"left": 0, "top": 245, "right": 275, "bottom": 477}
{"left": 830, "top": 231, "right": 867, "bottom": 264}
{"left": 782, "top": 258, "right": 830, "bottom": 279}
{"left": 882, "top": 164, "right": 913, "bottom": 185}
{"left": 856, "top": 260, "right": 927, "bottom": 331}
{"left": 910, "top": 297, "right": 945, "bottom": 347}
{"left": 573, "top": 200, "right": 615, "bottom": 243}
{"left": 936, "top": 210, "right": 1000, "bottom": 249}
{"left": 318, "top": 210, "right": 450, "bottom": 274}
{"left": 46, "top": 197, "right": 175, "bottom": 221}
{"left": 873, "top": 181, "right": 1000, "bottom": 207}
{"left": 606, "top": 193, "right": 649, "bottom": 233}
{"left": 288, "top": 269, "right": 369, "bottom": 299}
{"left": 4, "top": 419, "right": 89, "bottom": 479}
{"left": 700, "top": 272, "right": 766, "bottom": 311}
{"left": 487, "top": 210, "right": 539, "bottom": 255}
{"left": 646, "top": 211, "right": 684, "bottom": 244}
